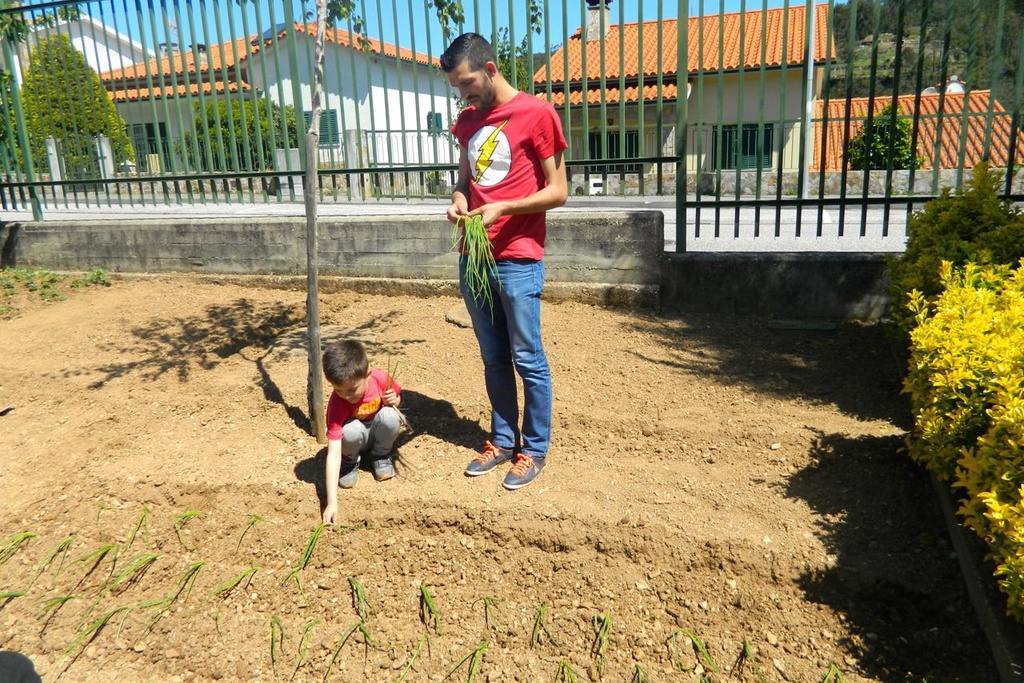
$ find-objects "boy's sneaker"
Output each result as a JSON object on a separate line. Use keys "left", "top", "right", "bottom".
{"left": 372, "top": 456, "right": 395, "bottom": 482}
{"left": 465, "top": 441, "right": 515, "bottom": 476}
{"left": 339, "top": 456, "right": 360, "bottom": 488}
{"left": 502, "top": 454, "right": 545, "bottom": 490}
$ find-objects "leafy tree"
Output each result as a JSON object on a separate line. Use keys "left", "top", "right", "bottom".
{"left": 846, "top": 102, "right": 921, "bottom": 171}
{"left": 20, "top": 34, "right": 134, "bottom": 179}
{"left": 183, "top": 99, "right": 298, "bottom": 172}
{"left": 495, "top": 0, "right": 541, "bottom": 92}
{"left": 829, "top": 0, "right": 1022, "bottom": 107}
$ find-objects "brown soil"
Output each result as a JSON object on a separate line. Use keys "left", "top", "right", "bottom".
{"left": 0, "top": 276, "right": 998, "bottom": 683}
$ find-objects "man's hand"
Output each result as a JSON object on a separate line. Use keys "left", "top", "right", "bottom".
{"left": 446, "top": 193, "right": 469, "bottom": 224}
{"left": 470, "top": 201, "right": 508, "bottom": 228}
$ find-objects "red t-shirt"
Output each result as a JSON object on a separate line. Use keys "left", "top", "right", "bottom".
{"left": 325, "top": 369, "right": 401, "bottom": 441}
{"left": 452, "top": 92, "right": 568, "bottom": 260}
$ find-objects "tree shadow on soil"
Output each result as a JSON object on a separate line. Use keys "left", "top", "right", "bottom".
{"left": 68, "top": 299, "right": 304, "bottom": 388}
{"left": 293, "top": 389, "right": 487, "bottom": 512}
{"left": 627, "top": 312, "right": 909, "bottom": 425}
{"left": 785, "top": 431, "right": 998, "bottom": 683}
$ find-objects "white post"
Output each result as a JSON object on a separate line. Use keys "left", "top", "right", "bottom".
{"left": 45, "top": 138, "right": 63, "bottom": 183}
{"left": 95, "top": 136, "right": 114, "bottom": 179}
{"left": 801, "top": 2, "right": 816, "bottom": 200}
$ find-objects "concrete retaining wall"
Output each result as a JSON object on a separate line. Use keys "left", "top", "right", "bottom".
{"left": 2, "top": 210, "right": 894, "bottom": 319}
{"left": 660, "top": 252, "right": 891, "bottom": 319}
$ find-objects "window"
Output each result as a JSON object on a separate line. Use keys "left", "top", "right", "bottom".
{"left": 713, "top": 123, "right": 774, "bottom": 170}
{"left": 426, "top": 111, "right": 444, "bottom": 134}
{"left": 303, "top": 109, "right": 340, "bottom": 147}
{"left": 587, "top": 130, "right": 641, "bottom": 173}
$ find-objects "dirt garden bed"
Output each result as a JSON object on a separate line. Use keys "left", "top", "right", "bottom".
{"left": 0, "top": 274, "right": 999, "bottom": 682}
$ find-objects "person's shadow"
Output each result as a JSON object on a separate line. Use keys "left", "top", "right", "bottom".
{"left": 293, "top": 390, "right": 488, "bottom": 514}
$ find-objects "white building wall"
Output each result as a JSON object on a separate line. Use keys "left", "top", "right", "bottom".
{"left": 249, "top": 33, "right": 455, "bottom": 167}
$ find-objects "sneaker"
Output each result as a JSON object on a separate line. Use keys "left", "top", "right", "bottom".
{"left": 502, "top": 454, "right": 545, "bottom": 490}
{"left": 372, "top": 456, "right": 395, "bottom": 482}
{"left": 339, "top": 456, "right": 360, "bottom": 489}
{"left": 465, "top": 441, "right": 515, "bottom": 477}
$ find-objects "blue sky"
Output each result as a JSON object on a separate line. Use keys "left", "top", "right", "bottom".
{"left": 68, "top": 0, "right": 808, "bottom": 64}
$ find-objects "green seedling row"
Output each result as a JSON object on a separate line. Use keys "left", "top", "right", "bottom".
{"left": 283, "top": 523, "right": 328, "bottom": 595}
{"left": 591, "top": 612, "right": 610, "bottom": 674}
{"left": 532, "top": 603, "right": 558, "bottom": 648}
{"left": 237, "top": 514, "right": 270, "bottom": 551}
{"left": 443, "top": 641, "right": 487, "bottom": 683}
{"left": 0, "top": 509, "right": 859, "bottom": 683}
{"left": 348, "top": 577, "right": 370, "bottom": 622}
{"left": 125, "top": 507, "right": 151, "bottom": 551}
{"left": 0, "top": 532, "right": 37, "bottom": 568}
{"left": 172, "top": 511, "right": 203, "bottom": 551}
{"left": 396, "top": 633, "right": 431, "bottom": 683}
{"left": 419, "top": 584, "right": 442, "bottom": 636}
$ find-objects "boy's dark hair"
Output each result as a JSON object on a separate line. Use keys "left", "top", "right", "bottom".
{"left": 322, "top": 339, "right": 369, "bottom": 385}
{"left": 439, "top": 32, "right": 495, "bottom": 73}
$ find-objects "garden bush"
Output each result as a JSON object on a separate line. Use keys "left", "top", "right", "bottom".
{"left": 904, "top": 261, "right": 1024, "bottom": 622}
{"left": 887, "top": 163, "right": 1024, "bottom": 341}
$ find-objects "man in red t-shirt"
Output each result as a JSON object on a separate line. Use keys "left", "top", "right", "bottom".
{"left": 441, "top": 33, "right": 568, "bottom": 491}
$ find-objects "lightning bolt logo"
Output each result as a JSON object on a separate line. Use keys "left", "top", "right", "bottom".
{"left": 473, "top": 117, "right": 511, "bottom": 185}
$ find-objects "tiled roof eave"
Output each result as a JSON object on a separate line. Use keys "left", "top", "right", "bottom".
{"left": 536, "top": 60, "right": 827, "bottom": 88}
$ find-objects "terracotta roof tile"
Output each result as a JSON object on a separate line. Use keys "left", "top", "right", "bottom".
{"left": 100, "top": 36, "right": 254, "bottom": 82}
{"left": 109, "top": 79, "right": 250, "bottom": 103}
{"left": 813, "top": 90, "right": 1024, "bottom": 170}
{"left": 536, "top": 83, "right": 680, "bottom": 107}
{"left": 537, "top": 2, "right": 830, "bottom": 89}
{"left": 267, "top": 23, "right": 440, "bottom": 67}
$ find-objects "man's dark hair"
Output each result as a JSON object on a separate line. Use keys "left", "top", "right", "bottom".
{"left": 439, "top": 32, "right": 495, "bottom": 73}
{"left": 322, "top": 339, "right": 370, "bottom": 385}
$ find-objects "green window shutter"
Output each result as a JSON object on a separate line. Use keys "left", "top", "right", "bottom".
{"left": 303, "top": 110, "right": 340, "bottom": 147}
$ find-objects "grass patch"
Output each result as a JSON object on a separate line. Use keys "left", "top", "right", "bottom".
{"left": 0, "top": 267, "right": 112, "bottom": 315}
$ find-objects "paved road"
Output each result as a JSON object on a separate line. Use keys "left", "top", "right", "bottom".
{"left": 2, "top": 195, "right": 913, "bottom": 252}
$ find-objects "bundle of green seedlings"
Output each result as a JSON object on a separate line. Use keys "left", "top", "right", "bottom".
{"left": 454, "top": 215, "right": 499, "bottom": 314}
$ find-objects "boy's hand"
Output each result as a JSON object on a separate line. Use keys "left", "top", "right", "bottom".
{"left": 322, "top": 503, "right": 339, "bottom": 525}
{"left": 382, "top": 389, "right": 400, "bottom": 407}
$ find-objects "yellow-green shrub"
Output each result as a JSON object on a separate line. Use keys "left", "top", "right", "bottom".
{"left": 887, "top": 163, "right": 1024, "bottom": 342}
{"left": 904, "top": 260, "right": 1024, "bottom": 621}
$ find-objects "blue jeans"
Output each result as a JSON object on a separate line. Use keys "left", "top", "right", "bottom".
{"left": 460, "top": 257, "right": 551, "bottom": 458}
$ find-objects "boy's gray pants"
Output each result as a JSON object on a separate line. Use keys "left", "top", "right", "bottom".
{"left": 341, "top": 407, "right": 401, "bottom": 460}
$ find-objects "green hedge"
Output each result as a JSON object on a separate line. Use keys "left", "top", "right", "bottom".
{"left": 903, "top": 261, "right": 1024, "bottom": 622}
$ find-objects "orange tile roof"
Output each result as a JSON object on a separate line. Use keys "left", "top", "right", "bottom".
{"left": 537, "top": 82, "right": 681, "bottom": 107}
{"left": 537, "top": 2, "right": 830, "bottom": 91}
{"left": 100, "top": 35, "right": 254, "bottom": 103}
{"left": 101, "top": 36, "right": 254, "bottom": 81}
{"left": 108, "top": 80, "right": 250, "bottom": 104}
{"left": 813, "top": 90, "right": 1024, "bottom": 171}
{"left": 263, "top": 23, "right": 440, "bottom": 67}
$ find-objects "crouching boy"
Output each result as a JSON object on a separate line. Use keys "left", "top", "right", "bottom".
{"left": 321, "top": 339, "right": 402, "bottom": 524}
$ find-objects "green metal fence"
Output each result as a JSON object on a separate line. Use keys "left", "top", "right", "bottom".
{"left": 1, "top": 0, "right": 1023, "bottom": 251}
